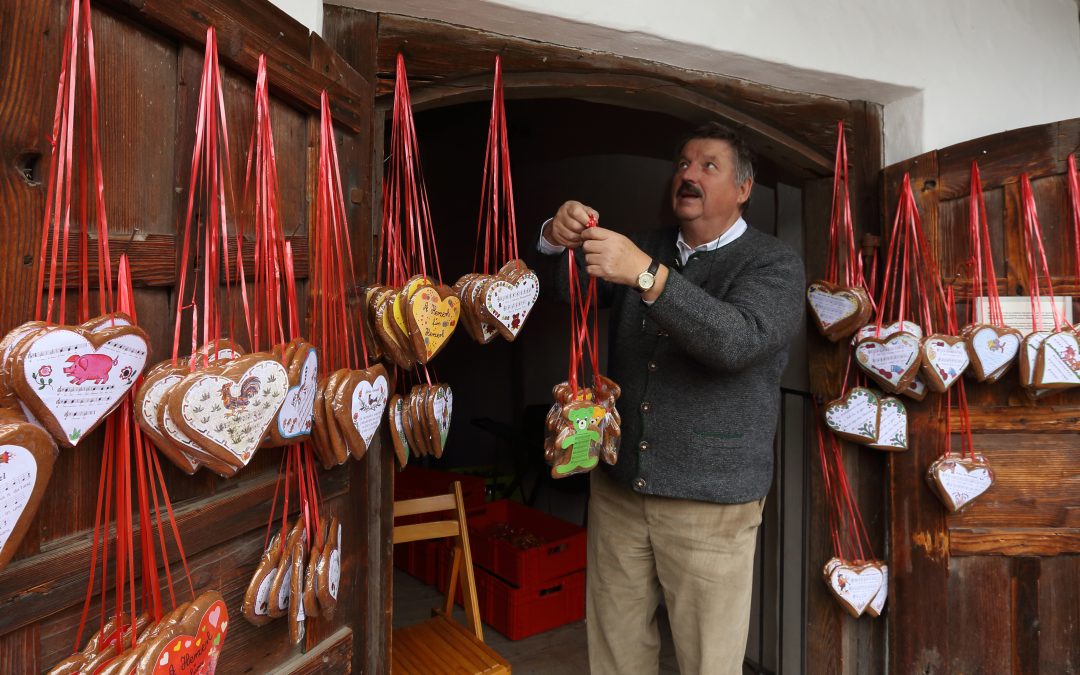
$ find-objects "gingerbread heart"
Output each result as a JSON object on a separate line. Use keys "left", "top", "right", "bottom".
{"left": 81, "top": 312, "right": 133, "bottom": 333}
{"left": 171, "top": 355, "right": 288, "bottom": 468}
{"left": 375, "top": 293, "right": 415, "bottom": 369}
{"left": 145, "top": 592, "right": 228, "bottom": 675}
{"left": 13, "top": 324, "right": 149, "bottom": 447}
{"left": 823, "top": 387, "right": 879, "bottom": 445}
{"left": 855, "top": 333, "right": 921, "bottom": 393}
{"left": 866, "top": 396, "right": 907, "bottom": 451}
{"left": 1035, "top": 331, "right": 1080, "bottom": 389}
{"left": 897, "top": 376, "right": 925, "bottom": 403}
{"left": 243, "top": 530, "right": 283, "bottom": 626}
{"left": 919, "top": 334, "right": 970, "bottom": 392}
{"left": 825, "top": 561, "right": 883, "bottom": 618}
{"left": 340, "top": 365, "right": 389, "bottom": 460}
{"left": 317, "top": 517, "right": 342, "bottom": 618}
{"left": 0, "top": 422, "right": 58, "bottom": 572}
{"left": 1020, "top": 331, "right": 1053, "bottom": 398}
{"left": 468, "top": 277, "right": 500, "bottom": 344}
{"left": 429, "top": 384, "right": 453, "bottom": 456}
{"left": 135, "top": 365, "right": 201, "bottom": 475}
{"left": 854, "top": 321, "right": 923, "bottom": 344}
{"left": 963, "top": 324, "right": 1021, "bottom": 382}
{"left": 865, "top": 563, "right": 889, "bottom": 617}
{"left": 268, "top": 344, "right": 318, "bottom": 445}
{"left": 407, "top": 285, "right": 461, "bottom": 363}
{"left": 927, "top": 454, "right": 994, "bottom": 512}
{"left": 806, "top": 281, "right": 871, "bottom": 340}
{"left": 158, "top": 384, "right": 238, "bottom": 477}
{"left": 481, "top": 270, "right": 540, "bottom": 341}
{"left": 387, "top": 395, "right": 409, "bottom": 468}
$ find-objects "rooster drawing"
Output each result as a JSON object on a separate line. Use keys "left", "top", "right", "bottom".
{"left": 221, "top": 377, "right": 261, "bottom": 410}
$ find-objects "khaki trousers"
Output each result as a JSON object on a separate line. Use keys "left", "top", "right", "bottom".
{"left": 586, "top": 469, "right": 763, "bottom": 675}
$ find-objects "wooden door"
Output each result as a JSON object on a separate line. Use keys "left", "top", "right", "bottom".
{"left": 883, "top": 120, "right": 1080, "bottom": 674}
{"left": 0, "top": 1, "right": 386, "bottom": 672}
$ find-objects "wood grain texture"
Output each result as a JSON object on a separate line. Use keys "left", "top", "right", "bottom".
{"left": 946, "top": 433, "right": 1080, "bottom": 531}
{"left": 0, "top": 1, "right": 379, "bottom": 671}
{"left": 1038, "top": 555, "right": 1080, "bottom": 674}
{"left": 96, "top": 0, "right": 368, "bottom": 132}
{"left": 950, "top": 528, "right": 1080, "bottom": 557}
{"left": 946, "top": 556, "right": 1013, "bottom": 674}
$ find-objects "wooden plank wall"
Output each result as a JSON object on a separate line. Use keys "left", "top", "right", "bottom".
{"left": 0, "top": 1, "right": 382, "bottom": 672}
{"left": 884, "top": 119, "right": 1080, "bottom": 675}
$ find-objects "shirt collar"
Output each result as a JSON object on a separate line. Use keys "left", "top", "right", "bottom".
{"left": 675, "top": 217, "right": 747, "bottom": 266}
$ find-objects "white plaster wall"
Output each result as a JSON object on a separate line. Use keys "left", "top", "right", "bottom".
{"left": 270, "top": 0, "right": 322, "bottom": 35}
{"left": 277, "top": 0, "right": 1080, "bottom": 165}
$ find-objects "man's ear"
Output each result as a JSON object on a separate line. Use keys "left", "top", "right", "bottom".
{"left": 737, "top": 177, "right": 754, "bottom": 208}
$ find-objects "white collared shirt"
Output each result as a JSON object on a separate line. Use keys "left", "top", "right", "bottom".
{"left": 672, "top": 217, "right": 747, "bottom": 267}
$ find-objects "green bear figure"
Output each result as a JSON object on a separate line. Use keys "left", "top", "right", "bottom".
{"left": 555, "top": 404, "right": 602, "bottom": 476}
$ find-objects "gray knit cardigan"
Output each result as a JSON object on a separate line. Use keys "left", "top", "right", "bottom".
{"left": 555, "top": 225, "right": 805, "bottom": 504}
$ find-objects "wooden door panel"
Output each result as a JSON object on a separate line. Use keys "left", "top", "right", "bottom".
{"left": 0, "top": 1, "right": 382, "bottom": 671}
{"left": 884, "top": 118, "right": 1080, "bottom": 674}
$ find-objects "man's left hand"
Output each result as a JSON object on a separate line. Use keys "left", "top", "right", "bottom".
{"left": 581, "top": 227, "right": 652, "bottom": 287}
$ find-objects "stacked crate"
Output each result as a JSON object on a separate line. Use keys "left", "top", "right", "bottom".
{"left": 441, "top": 500, "right": 587, "bottom": 640}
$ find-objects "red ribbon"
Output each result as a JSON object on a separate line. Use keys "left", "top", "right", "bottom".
{"left": 474, "top": 55, "right": 520, "bottom": 273}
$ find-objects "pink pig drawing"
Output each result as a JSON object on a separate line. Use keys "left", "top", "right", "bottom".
{"left": 63, "top": 353, "right": 118, "bottom": 385}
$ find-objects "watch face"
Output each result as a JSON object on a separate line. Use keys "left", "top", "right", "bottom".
{"left": 637, "top": 272, "right": 655, "bottom": 291}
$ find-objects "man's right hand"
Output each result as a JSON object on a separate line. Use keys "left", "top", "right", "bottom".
{"left": 544, "top": 200, "right": 598, "bottom": 249}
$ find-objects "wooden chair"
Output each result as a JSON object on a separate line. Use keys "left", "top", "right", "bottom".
{"left": 391, "top": 482, "right": 511, "bottom": 674}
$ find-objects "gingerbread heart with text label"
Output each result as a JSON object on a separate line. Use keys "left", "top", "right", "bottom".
{"left": 481, "top": 270, "right": 540, "bottom": 341}
{"left": 340, "top": 365, "right": 389, "bottom": 460}
{"left": 1020, "top": 331, "right": 1054, "bottom": 398}
{"left": 407, "top": 285, "right": 460, "bottom": 363}
{"left": 920, "top": 334, "right": 970, "bottom": 392}
{"left": 899, "top": 374, "right": 928, "bottom": 401}
{"left": 855, "top": 333, "right": 921, "bottom": 393}
{"left": 12, "top": 324, "right": 149, "bottom": 447}
{"left": 266, "top": 344, "right": 318, "bottom": 446}
{"left": 0, "top": 422, "right": 58, "bottom": 572}
{"left": 963, "top": 324, "right": 1021, "bottom": 382}
{"left": 826, "top": 561, "right": 883, "bottom": 618}
{"left": 1035, "top": 331, "right": 1080, "bottom": 389}
{"left": 171, "top": 355, "right": 288, "bottom": 468}
{"left": 927, "top": 454, "right": 995, "bottom": 513}
{"left": 806, "top": 281, "right": 871, "bottom": 341}
{"left": 866, "top": 396, "right": 907, "bottom": 451}
{"left": 146, "top": 593, "right": 228, "bottom": 675}
{"left": 865, "top": 563, "right": 889, "bottom": 617}
{"left": 429, "top": 384, "right": 453, "bottom": 456}
{"left": 823, "top": 387, "right": 879, "bottom": 445}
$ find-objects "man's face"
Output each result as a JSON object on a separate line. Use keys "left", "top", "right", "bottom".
{"left": 670, "top": 138, "right": 752, "bottom": 227}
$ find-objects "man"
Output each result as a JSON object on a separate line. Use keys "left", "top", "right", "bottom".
{"left": 537, "top": 122, "right": 804, "bottom": 675}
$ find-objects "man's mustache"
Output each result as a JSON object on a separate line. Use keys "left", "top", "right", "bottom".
{"left": 677, "top": 181, "right": 703, "bottom": 198}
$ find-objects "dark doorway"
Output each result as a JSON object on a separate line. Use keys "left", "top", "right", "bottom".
{"left": 393, "top": 96, "right": 810, "bottom": 674}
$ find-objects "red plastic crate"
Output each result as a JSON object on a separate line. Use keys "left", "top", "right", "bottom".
{"left": 466, "top": 500, "right": 586, "bottom": 588}
{"left": 435, "top": 552, "right": 585, "bottom": 640}
{"left": 478, "top": 566, "right": 585, "bottom": 640}
{"left": 394, "top": 466, "right": 486, "bottom": 509}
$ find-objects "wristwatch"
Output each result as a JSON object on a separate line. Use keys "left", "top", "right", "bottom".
{"left": 636, "top": 258, "right": 660, "bottom": 293}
